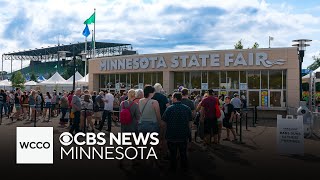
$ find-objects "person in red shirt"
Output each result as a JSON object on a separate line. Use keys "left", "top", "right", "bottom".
{"left": 199, "top": 89, "right": 220, "bottom": 146}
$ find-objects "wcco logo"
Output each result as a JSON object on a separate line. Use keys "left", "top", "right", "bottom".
{"left": 19, "top": 142, "right": 51, "bottom": 149}
{"left": 16, "top": 127, "right": 53, "bottom": 164}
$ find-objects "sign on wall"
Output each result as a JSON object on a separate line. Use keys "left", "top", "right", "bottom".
{"left": 261, "top": 90, "right": 268, "bottom": 107}
{"left": 138, "top": 83, "right": 144, "bottom": 89}
{"left": 201, "top": 83, "right": 208, "bottom": 90}
{"left": 277, "top": 115, "right": 304, "bottom": 155}
{"left": 239, "top": 83, "right": 247, "bottom": 90}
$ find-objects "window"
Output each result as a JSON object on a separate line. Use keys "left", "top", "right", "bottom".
{"left": 228, "top": 91, "right": 239, "bottom": 98}
{"left": 144, "top": 73, "right": 152, "bottom": 86}
{"left": 220, "top": 71, "right": 226, "bottom": 89}
{"left": 248, "top": 71, "right": 260, "bottom": 89}
{"left": 157, "top": 72, "right": 163, "bottom": 85}
{"left": 138, "top": 73, "right": 144, "bottom": 84}
{"left": 208, "top": 71, "right": 219, "bottom": 89}
{"left": 174, "top": 72, "right": 184, "bottom": 89}
{"left": 100, "top": 75, "right": 105, "bottom": 89}
{"left": 227, "top": 71, "right": 239, "bottom": 89}
{"left": 261, "top": 71, "right": 268, "bottom": 89}
{"left": 270, "top": 91, "right": 281, "bottom": 107}
{"left": 109, "top": 74, "right": 115, "bottom": 88}
{"left": 131, "top": 73, "right": 138, "bottom": 89}
{"left": 202, "top": 71, "right": 208, "bottom": 83}
{"left": 185, "top": 72, "right": 191, "bottom": 89}
{"left": 120, "top": 74, "right": 126, "bottom": 88}
{"left": 248, "top": 91, "right": 260, "bottom": 107}
{"left": 283, "top": 70, "right": 287, "bottom": 89}
{"left": 269, "top": 70, "right": 282, "bottom": 89}
{"left": 240, "top": 71, "right": 246, "bottom": 83}
{"left": 191, "top": 71, "right": 201, "bottom": 89}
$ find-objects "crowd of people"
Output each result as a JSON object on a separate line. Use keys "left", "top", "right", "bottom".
{"left": 0, "top": 83, "right": 247, "bottom": 172}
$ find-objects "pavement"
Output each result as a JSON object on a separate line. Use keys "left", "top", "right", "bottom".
{"left": 0, "top": 115, "right": 319, "bottom": 179}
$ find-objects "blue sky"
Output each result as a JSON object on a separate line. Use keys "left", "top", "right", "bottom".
{"left": 0, "top": 0, "right": 319, "bottom": 71}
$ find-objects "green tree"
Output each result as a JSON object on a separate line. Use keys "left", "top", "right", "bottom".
{"left": 307, "top": 54, "right": 320, "bottom": 71}
{"left": 234, "top": 39, "right": 243, "bottom": 49}
{"left": 252, "top": 42, "right": 259, "bottom": 49}
{"left": 12, "top": 71, "right": 25, "bottom": 89}
{"left": 30, "top": 73, "right": 37, "bottom": 82}
{"left": 10, "top": 72, "right": 15, "bottom": 82}
{"left": 62, "top": 58, "right": 85, "bottom": 79}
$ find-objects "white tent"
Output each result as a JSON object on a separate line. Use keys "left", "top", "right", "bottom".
{"left": 66, "top": 71, "right": 84, "bottom": 84}
{"left": 40, "top": 72, "right": 67, "bottom": 85}
{"left": 76, "top": 74, "right": 89, "bottom": 85}
{"left": 0, "top": 79, "right": 12, "bottom": 86}
{"left": 0, "top": 79, "right": 12, "bottom": 90}
{"left": 24, "top": 81, "right": 38, "bottom": 86}
{"left": 302, "top": 67, "right": 320, "bottom": 83}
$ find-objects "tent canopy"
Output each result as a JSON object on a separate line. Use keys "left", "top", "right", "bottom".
{"left": 0, "top": 79, "right": 12, "bottom": 86}
{"left": 302, "top": 67, "right": 320, "bottom": 83}
{"left": 76, "top": 74, "right": 89, "bottom": 85}
{"left": 37, "top": 75, "right": 46, "bottom": 82}
{"left": 24, "top": 81, "right": 38, "bottom": 86}
{"left": 40, "top": 72, "right": 68, "bottom": 85}
{"left": 67, "top": 71, "right": 83, "bottom": 83}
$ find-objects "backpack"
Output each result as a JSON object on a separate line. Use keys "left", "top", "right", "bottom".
{"left": 205, "top": 98, "right": 221, "bottom": 119}
{"left": 119, "top": 101, "right": 135, "bottom": 125}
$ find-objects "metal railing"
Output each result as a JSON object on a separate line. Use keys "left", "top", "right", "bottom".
{"left": 312, "top": 112, "right": 320, "bottom": 138}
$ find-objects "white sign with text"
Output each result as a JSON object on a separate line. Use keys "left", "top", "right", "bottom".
{"left": 277, "top": 115, "right": 304, "bottom": 155}
{"left": 100, "top": 52, "right": 287, "bottom": 71}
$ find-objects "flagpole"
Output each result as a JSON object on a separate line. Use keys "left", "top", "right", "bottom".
{"left": 91, "top": 30, "right": 94, "bottom": 58}
{"left": 85, "top": 36, "right": 87, "bottom": 82}
{"left": 93, "top": 8, "right": 96, "bottom": 58}
{"left": 269, "top": 36, "right": 270, "bottom": 48}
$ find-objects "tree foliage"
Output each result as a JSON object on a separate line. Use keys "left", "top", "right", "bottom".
{"left": 30, "top": 73, "right": 37, "bottom": 82}
{"left": 252, "top": 42, "right": 259, "bottom": 49}
{"left": 307, "top": 54, "right": 320, "bottom": 71}
{"left": 12, "top": 71, "right": 25, "bottom": 89}
{"left": 234, "top": 39, "right": 243, "bottom": 49}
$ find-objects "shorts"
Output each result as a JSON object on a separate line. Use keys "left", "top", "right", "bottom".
{"left": 15, "top": 104, "right": 21, "bottom": 111}
{"left": 81, "top": 111, "right": 93, "bottom": 117}
{"left": 45, "top": 102, "right": 51, "bottom": 108}
{"left": 223, "top": 118, "right": 233, "bottom": 129}
{"left": 95, "top": 111, "right": 103, "bottom": 118}
{"left": 234, "top": 108, "right": 241, "bottom": 113}
{"left": 203, "top": 117, "right": 218, "bottom": 135}
{"left": 138, "top": 121, "right": 160, "bottom": 134}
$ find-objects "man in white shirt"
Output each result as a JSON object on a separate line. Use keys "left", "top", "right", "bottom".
{"left": 97, "top": 90, "right": 114, "bottom": 132}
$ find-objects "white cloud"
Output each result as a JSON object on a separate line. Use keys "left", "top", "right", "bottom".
{"left": 0, "top": 0, "right": 319, "bottom": 72}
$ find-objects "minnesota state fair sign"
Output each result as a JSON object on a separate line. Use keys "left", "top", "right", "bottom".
{"left": 99, "top": 52, "right": 286, "bottom": 71}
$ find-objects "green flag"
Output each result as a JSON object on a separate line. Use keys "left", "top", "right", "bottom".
{"left": 84, "top": 12, "right": 95, "bottom": 24}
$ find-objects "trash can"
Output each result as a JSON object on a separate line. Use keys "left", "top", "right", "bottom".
{"left": 297, "top": 101, "right": 312, "bottom": 138}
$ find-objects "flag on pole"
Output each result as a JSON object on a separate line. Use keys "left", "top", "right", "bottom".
{"left": 269, "top": 36, "right": 274, "bottom": 41}
{"left": 82, "top": 24, "right": 90, "bottom": 37}
{"left": 84, "top": 12, "right": 95, "bottom": 24}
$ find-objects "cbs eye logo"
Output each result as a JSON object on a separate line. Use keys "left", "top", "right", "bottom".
{"left": 59, "top": 132, "right": 73, "bottom": 146}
